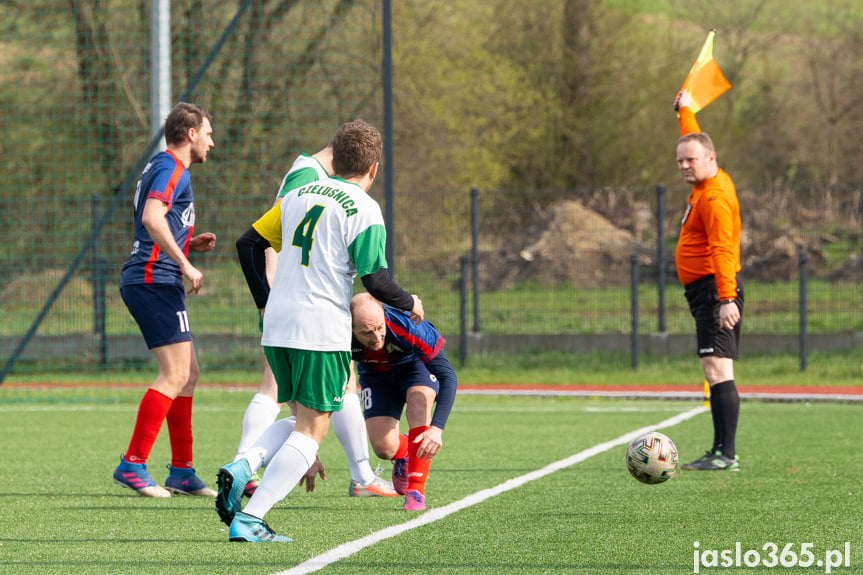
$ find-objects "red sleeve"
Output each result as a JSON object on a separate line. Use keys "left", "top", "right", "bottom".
{"left": 677, "top": 106, "right": 701, "bottom": 136}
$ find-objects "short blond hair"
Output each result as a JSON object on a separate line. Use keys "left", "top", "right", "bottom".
{"left": 678, "top": 132, "right": 716, "bottom": 155}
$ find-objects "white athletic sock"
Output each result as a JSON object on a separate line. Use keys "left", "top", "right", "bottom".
{"left": 234, "top": 393, "right": 281, "bottom": 461}
{"left": 243, "top": 431, "right": 319, "bottom": 519}
{"left": 243, "top": 416, "right": 296, "bottom": 472}
{"left": 332, "top": 393, "right": 375, "bottom": 485}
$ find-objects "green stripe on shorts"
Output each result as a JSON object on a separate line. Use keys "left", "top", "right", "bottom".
{"left": 263, "top": 347, "right": 350, "bottom": 412}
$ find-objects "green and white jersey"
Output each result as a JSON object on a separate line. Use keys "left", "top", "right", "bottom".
{"left": 252, "top": 176, "right": 388, "bottom": 351}
{"left": 276, "top": 154, "right": 330, "bottom": 198}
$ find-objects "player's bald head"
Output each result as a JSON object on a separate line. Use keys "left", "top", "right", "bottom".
{"left": 351, "top": 293, "right": 384, "bottom": 326}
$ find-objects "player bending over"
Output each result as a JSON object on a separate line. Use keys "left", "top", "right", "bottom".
{"left": 350, "top": 293, "right": 458, "bottom": 511}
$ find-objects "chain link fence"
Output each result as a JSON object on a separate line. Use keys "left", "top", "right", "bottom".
{"left": 1, "top": 1, "right": 861, "bottom": 380}
{"left": 3, "top": 183, "right": 859, "bottom": 376}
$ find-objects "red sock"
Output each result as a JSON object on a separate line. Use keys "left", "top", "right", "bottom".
{"left": 407, "top": 426, "right": 431, "bottom": 495}
{"left": 166, "top": 395, "right": 194, "bottom": 468}
{"left": 393, "top": 433, "right": 409, "bottom": 461}
{"left": 125, "top": 388, "right": 173, "bottom": 464}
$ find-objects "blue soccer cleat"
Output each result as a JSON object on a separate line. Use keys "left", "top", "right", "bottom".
{"left": 165, "top": 464, "right": 216, "bottom": 497}
{"left": 229, "top": 512, "right": 292, "bottom": 542}
{"left": 215, "top": 459, "right": 252, "bottom": 526}
{"left": 113, "top": 456, "right": 171, "bottom": 498}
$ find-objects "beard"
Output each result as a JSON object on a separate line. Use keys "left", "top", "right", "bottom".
{"left": 190, "top": 145, "right": 208, "bottom": 165}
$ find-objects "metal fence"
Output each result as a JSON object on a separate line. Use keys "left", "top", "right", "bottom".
{"left": 1, "top": 0, "right": 384, "bottom": 378}
{"left": 1, "top": 1, "right": 861, "bottom": 380}
{"left": 449, "top": 185, "right": 863, "bottom": 370}
{"left": 1, "top": 183, "right": 861, "bottom": 377}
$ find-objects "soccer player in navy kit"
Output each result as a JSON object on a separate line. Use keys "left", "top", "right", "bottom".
{"left": 113, "top": 102, "right": 218, "bottom": 498}
{"left": 350, "top": 293, "right": 457, "bottom": 511}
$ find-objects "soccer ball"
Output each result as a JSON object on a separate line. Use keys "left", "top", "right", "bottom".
{"left": 625, "top": 431, "right": 679, "bottom": 485}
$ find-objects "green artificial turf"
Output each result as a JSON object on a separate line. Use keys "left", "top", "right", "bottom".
{"left": 0, "top": 393, "right": 860, "bottom": 574}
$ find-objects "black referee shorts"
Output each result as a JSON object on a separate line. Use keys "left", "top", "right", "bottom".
{"left": 683, "top": 274, "right": 744, "bottom": 359}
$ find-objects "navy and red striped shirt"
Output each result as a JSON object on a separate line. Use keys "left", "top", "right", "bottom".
{"left": 352, "top": 305, "right": 446, "bottom": 372}
{"left": 352, "top": 305, "right": 457, "bottom": 429}
{"left": 120, "top": 150, "right": 195, "bottom": 287}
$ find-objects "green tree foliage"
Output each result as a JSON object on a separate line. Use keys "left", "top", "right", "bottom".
{"left": 2, "top": 0, "right": 862, "bottom": 273}
{"left": 392, "top": 2, "right": 557, "bottom": 193}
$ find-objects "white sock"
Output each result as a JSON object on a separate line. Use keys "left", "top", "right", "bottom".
{"left": 234, "top": 393, "right": 281, "bottom": 461}
{"left": 243, "top": 431, "right": 319, "bottom": 519}
{"left": 332, "top": 393, "right": 375, "bottom": 485}
{"left": 243, "top": 416, "right": 297, "bottom": 472}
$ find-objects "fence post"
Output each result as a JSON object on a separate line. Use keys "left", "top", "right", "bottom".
{"left": 460, "top": 255, "right": 469, "bottom": 367}
{"left": 656, "top": 183, "right": 666, "bottom": 333}
{"left": 382, "top": 0, "right": 395, "bottom": 273}
{"left": 0, "top": 0, "right": 254, "bottom": 384}
{"left": 631, "top": 252, "right": 639, "bottom": 370}
{"left": 90, "top": 194, "right": 107, "bottom": 366}
{"left": 471, "top": 187, "right": 480, "bottom": 332}
{"left": 798, "top": 245, "right": 808, "bottom": 372}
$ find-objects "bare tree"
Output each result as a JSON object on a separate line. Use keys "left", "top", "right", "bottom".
{"left": 225, "top": 0, "right": 358, "bottom": 154}
{"left": 69, "top": 0, "right": 123, "bottom": 179}
{"left": 561, "top": 0, "right": 594, "bottom": 189}
{"left": 803, "top": 5, "right": 863, "bottom": 189}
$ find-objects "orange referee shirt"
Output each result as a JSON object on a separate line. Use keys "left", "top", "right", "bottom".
{"left": 675, "top": 107, "right": 741, "bottom": 301}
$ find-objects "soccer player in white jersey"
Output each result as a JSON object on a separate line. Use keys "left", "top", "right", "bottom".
{"left": 234, "top": 144, "right": 397, "bottom": 499}
{"left": 216, "top": 120, "right": 424, "bottom": 542}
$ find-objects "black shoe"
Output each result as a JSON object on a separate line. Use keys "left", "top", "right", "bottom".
{"left": 680, "top": 450, "right": 740, "bottom": 471}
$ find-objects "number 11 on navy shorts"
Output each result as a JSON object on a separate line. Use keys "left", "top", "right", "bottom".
{"left": 120, "top": 284, "right": 192, "bottom": 349}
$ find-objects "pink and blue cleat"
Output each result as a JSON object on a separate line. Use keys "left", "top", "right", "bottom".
{"left": 164, "top": 464, "right": 216, "bottom": 497}
{"left": 113, "top": 456, "right": 170, "bottom": 498}
{"left": 391, "top": 456, "right": 409, "bottom": 495}
{"left": 403, "top": 489, "right": 426, "bottom": 511}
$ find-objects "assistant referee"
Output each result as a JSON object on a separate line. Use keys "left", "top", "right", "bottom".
{"left": 674, "top": 89, "right": 743, "bottom": 472}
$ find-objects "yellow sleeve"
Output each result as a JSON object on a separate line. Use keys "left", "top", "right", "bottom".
{"left": 251, "top": 203, "right": 283, "bottom": 252}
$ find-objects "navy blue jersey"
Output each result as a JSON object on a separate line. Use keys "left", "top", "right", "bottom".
{"left": 353, "top": 306, "right": 457, "bottom": 429}
{"left": 352, "top": 305, "right": 445, "bottom": 374}
{"left": 120, "top": 150, "right": 195, "bottom": 287}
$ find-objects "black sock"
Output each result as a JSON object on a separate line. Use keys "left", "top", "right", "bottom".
{"left": 710, "top": 380, "right": 739, "bottom": 458}
{"left": 708, "top": 389, "right": 722, "bottom": 452}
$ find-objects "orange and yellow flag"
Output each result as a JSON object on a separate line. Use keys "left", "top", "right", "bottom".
{"left": 680, "top": 30, "right": 731, "bottom": 113}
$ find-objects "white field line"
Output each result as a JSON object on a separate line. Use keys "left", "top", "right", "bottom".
{"left": 457, "top": 389, "right": 863, "bottom": 403}
{"left": 274, "top": 405, "right": 708, "bottom": 575}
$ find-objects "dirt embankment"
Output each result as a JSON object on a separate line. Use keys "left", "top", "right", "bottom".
{"left": 477, "top": 191, "right": 861, "bottom": 290}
